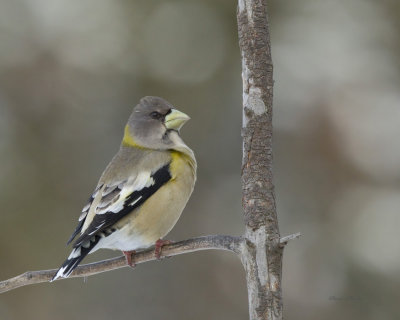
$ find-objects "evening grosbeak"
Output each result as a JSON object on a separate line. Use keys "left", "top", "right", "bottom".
{"left": 52, "top": 96, "right": 196, "bottom": 281}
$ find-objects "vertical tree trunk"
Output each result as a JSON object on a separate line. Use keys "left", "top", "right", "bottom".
{"left": 237, "top": 1, "right": 283, "bottom": 319}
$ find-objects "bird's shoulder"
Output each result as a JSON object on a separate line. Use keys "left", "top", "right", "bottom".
{"left": 99, "top": 146, "right": 172, "bottom": 184}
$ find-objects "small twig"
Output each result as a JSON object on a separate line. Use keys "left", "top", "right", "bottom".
{"left": 0, "top": 235, "right": 242, "bottom": 294}
{"left": 279, "top": 232, "right": 301, "bottom": 244}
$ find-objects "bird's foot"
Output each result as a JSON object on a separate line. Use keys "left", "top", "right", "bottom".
{"left": 154, "top": 239, "right": 173, "bottom": 260}
{"left": 122, "top": 250, "right": 136, "bottom": 268}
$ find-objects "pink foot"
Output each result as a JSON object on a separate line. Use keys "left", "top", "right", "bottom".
{"left": 154, "top": 239, "right": 173, "bottom": 260}
{"left": 122, "top": 250, "right": 136, "bottom": 268}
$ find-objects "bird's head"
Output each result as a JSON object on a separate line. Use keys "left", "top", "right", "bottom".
{"left": 123, "top": 96, "right": 191, "bottom": 150}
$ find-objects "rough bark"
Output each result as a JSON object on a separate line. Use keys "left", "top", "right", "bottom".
{"left": 237, "top": 0, "right": 283, "bottom": 319}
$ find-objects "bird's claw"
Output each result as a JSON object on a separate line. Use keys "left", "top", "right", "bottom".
{"left": 154, "top": 239, "right": 173, "bottom": 260}
{"left": 122, "top": 250, "right": 137, "bottom": 268}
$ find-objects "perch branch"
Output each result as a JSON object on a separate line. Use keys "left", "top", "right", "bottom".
{"left": 0, "top": 233, "right": 300, "bottom": 294}
{"left": 0, "top": 235, "right": 241, "bottom": 294}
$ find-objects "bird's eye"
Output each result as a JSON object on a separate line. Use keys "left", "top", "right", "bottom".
{"left": 150, "top": 111, "right": 161, "bottom": 119}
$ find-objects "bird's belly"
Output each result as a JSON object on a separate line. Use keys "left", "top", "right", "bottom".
{"left": 95, "top": 227, "right": 149, "bottom": 252}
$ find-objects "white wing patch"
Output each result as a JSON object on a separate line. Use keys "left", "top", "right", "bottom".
{"left": 131, "top": 172, "right": 155, "bottom": 191}
{"left": 96, "top": 171, "right": 154, "bottom": 215}
{"left": 129, "top": 196, "right": 142, "bottom": 206}
{"left": 88, "top": 222, "right": 106, "bottom": 235}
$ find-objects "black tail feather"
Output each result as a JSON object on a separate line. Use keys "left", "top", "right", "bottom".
{"left": 51, "top": 235, "right": 101, "bottom": 281}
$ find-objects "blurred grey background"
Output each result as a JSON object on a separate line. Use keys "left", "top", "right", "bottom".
{"left": 1, "top": 0, "right": 400, "bottom": 319}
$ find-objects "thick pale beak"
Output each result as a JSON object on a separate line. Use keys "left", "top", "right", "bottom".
{"left": 164, "top": 108, "right": 190, "bottom": 131}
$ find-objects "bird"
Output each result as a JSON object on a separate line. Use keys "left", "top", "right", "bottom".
{"left": 51, "top": 96, "right": 196, "bottom": 281}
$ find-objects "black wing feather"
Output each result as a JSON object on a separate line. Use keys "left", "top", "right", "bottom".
{"left": 66, "top": 219, "right": 85, "bottom": 245}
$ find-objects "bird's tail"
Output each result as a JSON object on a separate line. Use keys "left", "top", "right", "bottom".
{"left": 51, "top": 236, "right": 101, "bottom": 282}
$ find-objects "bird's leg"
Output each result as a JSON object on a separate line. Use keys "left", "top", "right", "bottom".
{"left": 122, "top": 250, "right": 136, "bottom": 268}
{"left": 154, "top": 239, "right": 173, "bottom": 260}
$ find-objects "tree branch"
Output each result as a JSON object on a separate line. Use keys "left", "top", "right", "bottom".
{"left": 0, "top": 233, "right": 300, "bottom": 294}
{"left": 0, "top": 235, "right": 241, "bottom": 294}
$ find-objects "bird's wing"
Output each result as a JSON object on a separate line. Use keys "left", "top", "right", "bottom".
{"left": 66, "top": 184, "right": 103, "bottom": 245}
{"left": 71, "top": 162, "right": 172, "bottom": 248}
